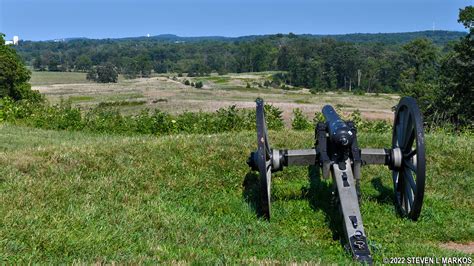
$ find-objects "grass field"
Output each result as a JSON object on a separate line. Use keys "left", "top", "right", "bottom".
{"left": 0, "top": 124, "right": 472, "bottom": 263}
{"left": 30, "top": 71, "right": 90, "bottom": 86}
{"left": 30, "top": 71, "right": 399, "bottom": 122}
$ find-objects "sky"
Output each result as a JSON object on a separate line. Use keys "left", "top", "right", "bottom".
{"left": 0, "top": 0, "right": 470, "bottom": 41}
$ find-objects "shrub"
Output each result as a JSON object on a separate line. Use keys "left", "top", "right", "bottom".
{"left": 291, "top": 108, "right": 312, "bottom": 130}
{"left": 313, "top": 111, "right": 325, "bottom": 124}
{"left": 264, "top": 104, "right": 284, "bottom": 130}
{"left": 195, "top": 81, "right": 203, "bottom": 88}
{"left": 1, "top": 98, "right": 398, "bottom": 136}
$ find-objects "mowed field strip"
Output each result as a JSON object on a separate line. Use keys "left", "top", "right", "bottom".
{"left": 31, "top": 71, "right": 399, "bottom": 123}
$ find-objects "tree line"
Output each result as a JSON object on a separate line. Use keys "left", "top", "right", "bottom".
{"left": 14, "top": 31, "right": 462, "bottom": 92}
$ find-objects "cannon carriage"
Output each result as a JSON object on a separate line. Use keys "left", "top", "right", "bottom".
{"left": 247, "top": 97, "right": 426, "bottom": 263}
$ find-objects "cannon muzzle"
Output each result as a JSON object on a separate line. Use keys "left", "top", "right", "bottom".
{"left": 322, "top": 105, "right": 354, "bottom": 147}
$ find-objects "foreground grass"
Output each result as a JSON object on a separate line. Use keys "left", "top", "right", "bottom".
{"left": 0, "top": 124, "right": 472, "bottom": 263}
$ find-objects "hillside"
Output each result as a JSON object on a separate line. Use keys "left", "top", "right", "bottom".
{"left": 1, "top": 124, "right": 472, "bottom": 263}
{"left": 40, "top": 30, "right": 466, "bottom": 45}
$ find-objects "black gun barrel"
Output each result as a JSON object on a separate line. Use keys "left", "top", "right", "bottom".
{"left": 322, "top": 105, "right": 354, "bottom": 147}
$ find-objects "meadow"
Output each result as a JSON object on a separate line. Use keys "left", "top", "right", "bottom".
{"left": 0, "top": 124, "right": 472, "bottom": 263}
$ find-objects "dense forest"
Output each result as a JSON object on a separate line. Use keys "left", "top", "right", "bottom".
{"left": 15, "top": 30, "right": 465, "bottom": 93}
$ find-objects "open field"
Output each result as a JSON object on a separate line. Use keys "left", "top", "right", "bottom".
{"left": 30, "top": 71, "right": 90, "bottom": 86}
{"left": 0, "top": 124, "right": 472, "bottom": 263}
{"left": 31, "top": 71, "right": 399, "bottom": 123}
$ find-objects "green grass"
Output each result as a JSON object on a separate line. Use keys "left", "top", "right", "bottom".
{"left": 30, "top": 71, "right": 90, "bottom": 85}
{"left": 199, "top": 76, "right": 231, "bottom": 84}
{"left": 68, "top": 96, "right": 95, "bottom": 102}
{"left": 295, "top": 99, "right": 311, "bottom": 104}
{"left": 30, "top": 71, "right": 128, "bottom": 86}
{"left": 0, "top": 124, "right": 472, "bottom": 263}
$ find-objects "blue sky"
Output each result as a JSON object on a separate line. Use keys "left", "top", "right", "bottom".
{"left": 0, "top": 0, "right": 469, "bottom": 41}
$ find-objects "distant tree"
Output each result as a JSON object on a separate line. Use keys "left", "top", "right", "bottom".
{"left": 399, "top": 38, "right": 439, "bottom": 110}
{"left": 432, "top": 6, "right": 473, "bottom": 128}
{"left": 0, "top": 33, "right": 41, "bottom": 101}
{"left": 136, "top": 54, "right": 153, "bottom": 77}
{"left": 195, "top": 81, "right": 203, "bottom": 88}
{"left": 277, "top": 46, "right": 290, "bottom": 70}
{"left": 401, "top": 38, "right": 438, "bottom": 83}
{"left": 184, "top": 79, "right": 190, "bottom": 85}
{"left": 325, "top": 67, "right": 338, "bottom": 90}
{"left": 32, "top": 55, "right": 44, "bottom": 71}
{"left": 122, "top": 57, "right": 140, "bottom": 79}
{"left": 75, "top": 55, "right": 93, "bottom": 72}
{"left": 48, "top": 55, "right": 61, "bottom": 71}
{"left": 86, "top": 68, "right": 97, "bottom": 81}
{"left": 153, "top": 61, "right": 168, "bottom": 73}
{"left": 89, "top": 63, "right": 118, "bottom": 83}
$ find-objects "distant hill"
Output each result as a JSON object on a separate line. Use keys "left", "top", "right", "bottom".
{"left": 50, "top": 30, "right": 466, "bottom": 46}
{"left": 305, "top": 31, "right": 467, "bottom": 45}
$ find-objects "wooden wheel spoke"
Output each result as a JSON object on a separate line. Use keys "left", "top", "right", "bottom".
{"left": 404, "top": 159, "right": 417, "bottom": 172}
{"left": 403, "top": 126, "right": 415, "bottom": 152}
{"left": 403, "top": 167, "right": 417, "bottom": 192}
{"left": 396, "top": 111, "right": 405, "bottom": 147}
{"left": 404, "top": 179, "right": 414, "bottom": 208}
{"left": 400, "top": 112, "right": 412, "bottom": 149}
{"left": 405, "top": 149, "right": 417, "bottom": 158}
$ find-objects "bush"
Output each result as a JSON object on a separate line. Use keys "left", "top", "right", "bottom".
{"left": 291, "top": 108, "right": 312, "bottom": 130}
{"left": 263, "top": 103, "right": 284, "bottom": 130}
{"left": 195, "top": 81, "right": 203, "bottom": 88}
{"left": 313, "top": 111, "right": 325, "bottom": 124}
{"left": 349, "top": 109, "right": 391, "bottom": 133}
{"left": 1, "top": 98, "right": 401, "bottom": 136}
{"left": 184, "top": 80, "right": 190, "bottom": 86}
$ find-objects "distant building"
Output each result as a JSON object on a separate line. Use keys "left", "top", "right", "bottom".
{"left": 4, "top": 35, "right": 19, "bottom": 45}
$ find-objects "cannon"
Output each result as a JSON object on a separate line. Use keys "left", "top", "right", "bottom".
{"left": 247, "top": 97, "right": 426, "bottom": 263}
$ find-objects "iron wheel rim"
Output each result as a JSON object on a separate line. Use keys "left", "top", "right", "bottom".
{"left": 392, "top": 97, "right": 426, "bottom": 220}
{"left": 256, "top": 98, "right": 272, "bottom": 219}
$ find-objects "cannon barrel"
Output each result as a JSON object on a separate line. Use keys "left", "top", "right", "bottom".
{"left": 322, "top": 105, "right": 354, "bottom": 147}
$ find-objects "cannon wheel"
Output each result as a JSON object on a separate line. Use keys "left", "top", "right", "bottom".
{"left": 256, "top": 98, "right": 272, "bottom": 219}
{"left": 392, "top": 97, "right": 426, "bottom": 220}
